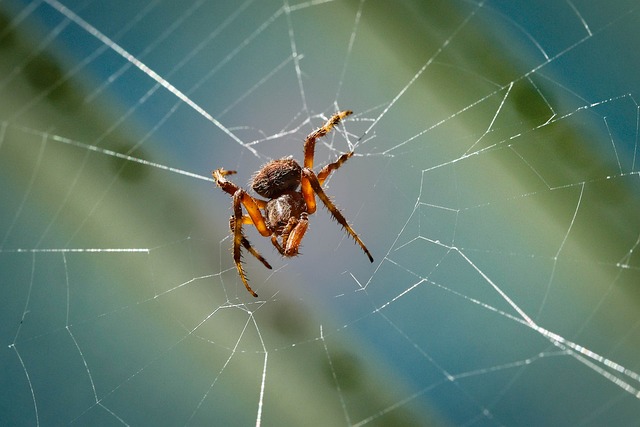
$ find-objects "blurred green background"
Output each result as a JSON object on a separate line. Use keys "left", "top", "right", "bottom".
{"left": 1, "top": 0, "right": 639, "bottom": 425}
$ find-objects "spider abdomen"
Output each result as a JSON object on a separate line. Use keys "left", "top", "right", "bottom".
{"left": 265, "top": 191, "right": 306, "bottom": 231}
{"left": 252, "top": 157, "right": 301, "bottom": 198}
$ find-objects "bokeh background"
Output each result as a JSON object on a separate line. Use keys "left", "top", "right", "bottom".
{"left": 1, "top": 0, "right": 639, "bottom": 425}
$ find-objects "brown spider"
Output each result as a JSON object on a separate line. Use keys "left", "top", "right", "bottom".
{"left": 213, "top": 110, "right": 373, "bottom": 297}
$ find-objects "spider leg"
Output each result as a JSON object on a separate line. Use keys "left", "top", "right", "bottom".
{"left": 214, "top": 169, "right": 270, "bottom": 234}
{"left": 241, "top": 238, "right": 272, "bottom": 270}
{"left": 300, "top": 110, "right": 353, "bottom": 212}
{"left": 213, "top": 168, "right": 239, "bottom": 196}
{"left": 232, "top": 191, "right": 259, "bottom": 297}
{"left": 303, "top": 110, "right": 353, "bottom": 169}
{"left": 317, "top": 151, "right": 353, "bottom": 185}
{"left": 301, "top": 168, "right": 373, "bottom": 262}
{"left": 230, "top": 216, "right": 272, "bottom": 270}
{"left": 215, "top": 169, "right": 274, "bottom": 297}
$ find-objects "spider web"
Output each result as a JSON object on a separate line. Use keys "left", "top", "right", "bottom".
{"left": 1, "top": 0, "right": 640, "bottom": 425}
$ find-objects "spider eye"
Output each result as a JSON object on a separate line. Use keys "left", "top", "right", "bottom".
{"left": 252, "top": 158, "right": 302, "bottom": 198}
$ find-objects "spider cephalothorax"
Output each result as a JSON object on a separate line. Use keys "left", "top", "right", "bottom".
{"left": 213, "top": 110, "right": 373, "bottom": 297}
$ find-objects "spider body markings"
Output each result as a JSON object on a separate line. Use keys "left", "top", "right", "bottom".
{"left": 213, "top": 110, "right": 373, "bottom": 297}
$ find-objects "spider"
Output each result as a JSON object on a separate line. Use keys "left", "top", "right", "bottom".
{"left": 213, "top": 110, "right": 373, "bottom": 297}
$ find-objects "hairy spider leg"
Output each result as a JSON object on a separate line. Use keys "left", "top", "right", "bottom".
{"left": 317, "top": 151, "right": 353, "bottom": 185}
{"left": 230, "top": 216, "right": 272, "bottom": 269}
{"left": 232, "top": 191, "right": 258, "bottom": 297}
{"left": 297, "top": 111, "right": 371, "bottom": 261}
{"left": 303, "top": 151, "right": 354, "bottom": 210}
{"left": 214, "top": 168, "right": 275, "bottom": 297}
{"left": 302, "top": 168, "right": 374, "bottom": 263}
{"left": 301, "top": 110, "right": 353, "bottom": 212}
{"left": 213, "top": 169, "right": 269, "bottom": 233}
{"left": 303, "top": 110, "right": 353, "bottom": 169}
